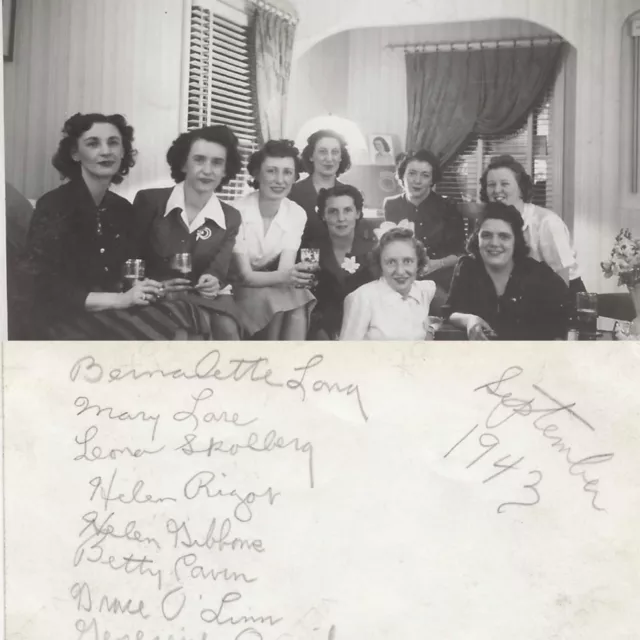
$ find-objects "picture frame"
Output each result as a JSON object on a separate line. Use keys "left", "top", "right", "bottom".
{"left": 4, "top": 0, "right": 17, "bottom": 62}
{"left": 368, "top": 133, "right": 395, "bottom": 166}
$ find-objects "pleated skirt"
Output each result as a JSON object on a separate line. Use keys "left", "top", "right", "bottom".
{"left": 233, "top": 284, "right": 316, "bottom": 336}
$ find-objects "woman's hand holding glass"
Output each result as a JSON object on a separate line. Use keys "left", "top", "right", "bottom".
{"left": 466, "top": 315, "right": 497, "bottom": 341}
{"left": 425, "top": 316, "right": 443, "bottom": 341}
{"left": 298, "top": 248, "right": 320, "bottom": 288}
{"left": 289, "top": 262, "right": 316, "bottom": 288}
{"left": 122, "top": 278, "right": 163, "bottom": 307}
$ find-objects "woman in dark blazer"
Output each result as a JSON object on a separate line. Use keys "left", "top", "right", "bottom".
{"left": 25, "top": 112, "right": 213, "bottom": 340}
{"left": 443, "top": 202, "right": 571, "bottom": 340}
{"left": 289, "top": 129, "right": 352, "bottom": 249}
{"left": 308, "top": 184, "right": 376, "bottom": 339}
{"left": 383, "top": 149, "right": 466, "bottom": 304}
{"left": 132, "top": 125, "right": 243, "bottom": 339}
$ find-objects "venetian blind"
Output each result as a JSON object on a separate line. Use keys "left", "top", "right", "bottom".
{"left": 188, "top": 4, "right": 258, "bottom": 202}
{"left": 438, "top": 98, "right": 553, "bottom": 238}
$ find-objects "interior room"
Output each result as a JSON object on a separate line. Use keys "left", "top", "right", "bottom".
{"left": 4, "top": 0, "right": 640, "bottom": 340}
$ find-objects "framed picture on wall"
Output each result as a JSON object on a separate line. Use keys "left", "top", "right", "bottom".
{"left": 369, "top": 134, "right": 395, "bottom": 166}
{"left": 4, "top": 0, "right": 17, "bottom": 61}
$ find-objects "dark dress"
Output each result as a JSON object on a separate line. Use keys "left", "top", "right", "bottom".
{"left": 383, "top": 191, "right": 466, "bottom": 291}
{"left": 289, "top": 176, "right": 345, "bottom": 249}
{"left": 25, "top": 179, "right": 213, "bottom": 340}
{"left": 6, "top": 183, "right": 35, "bottom": 339}
{"left": 309, "top": 226, "right": 377, "bottom": 340}
{"left": 132, "top": 188, "right": 243, "bottom": 336}
{"left": 442, "top": 255, "right": 572, "bottom": 340}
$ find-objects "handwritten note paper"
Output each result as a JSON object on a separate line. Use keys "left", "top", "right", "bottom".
{"left": 3, "top": 343, "right": 640, "bottom": 639}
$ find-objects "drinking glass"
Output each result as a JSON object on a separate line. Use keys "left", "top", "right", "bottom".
{"left": 301, "top": 248, "right": 320, "bottom": 271}
{"left": 576, "top": 292, "right": 598, "bottom": 339}
{"left": 170, "top": 253, "right": 194, "bottom": 284}
{"left": 122, "top": 259, "right": 145, "bottom": 291}
{"left": 300, "top": 248, "right": 320, "bottom": 288}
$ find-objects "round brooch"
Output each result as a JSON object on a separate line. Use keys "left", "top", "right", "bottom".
{"left": 196, "top": 226, "right": 212, "bottom": 241}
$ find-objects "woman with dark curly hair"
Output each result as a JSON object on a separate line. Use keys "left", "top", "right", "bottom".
{"left": 132, "top": 124, "right": 244, "bottom": 339}
{"left": 480, "top": 154, "right": 584, "bottom": 293}
{"left": 444, "top": 202, "right": 571, "bottom": 340}
{"left": 340, "top": 224, "right": 438, "bottom": 340}
{"left": 289, "top": 129, "right": 352, "bottom": 248}
{"left": 25, "top": 112, "right": 213, "bottom": 339}
{"left": 308, "top": 184, "right": 377, "bottom": 340}
{"left": 231, "top": 139, "right": 316, "bottom": 339}
{"left": 383, "top": 149, "right": 466, "bottom": 302}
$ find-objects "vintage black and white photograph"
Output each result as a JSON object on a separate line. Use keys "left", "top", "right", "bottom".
{"left": 368, "top": 133, "right": 395, "bottom": 165}
{"left": 4, "top": 0, "right": 640, "bottom": 343}
{"left": 3, "top": 4, "right": 640, "bottom": 639}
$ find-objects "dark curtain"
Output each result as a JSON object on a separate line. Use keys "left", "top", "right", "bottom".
{"left": 405, "top": 43, "right": 565, "bottom": 164}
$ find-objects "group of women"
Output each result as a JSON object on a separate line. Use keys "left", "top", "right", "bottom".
{"left": 21, "top": 111, "right": 581, "bottom": 341}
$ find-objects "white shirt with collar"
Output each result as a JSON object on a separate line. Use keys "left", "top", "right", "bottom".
{"left": 340, "top": 278, "right": 437, "bottom": 341}
{"left": 164, "top": 182, "right": 226, "bottom": 233}
{"left": 521, "top": 202, "right": 580, "bottom": 283}
{"left": 232, "top": 191, "right": 306, "bottom": 269}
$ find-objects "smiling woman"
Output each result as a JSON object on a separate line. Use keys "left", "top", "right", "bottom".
{"left": 444, "top": 202, "right": 572, "bottom": 340}
{"left": 230, "top": 139, "right": 316, "bottom": 340}
{"left": 23, "top": 112, "right": 217, "bottom": 340}
{"left": 340, "top": 226, "right": 438, "bottom": 340}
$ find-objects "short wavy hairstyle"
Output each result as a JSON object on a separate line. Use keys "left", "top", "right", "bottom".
{"left": 247, "top": 139, "right": 303, "bottom": 189}
{"left": 300, "top": 129, "right": 352, "bottom": 177}
{"left": 317, "top": 183, "right": 364, "bottom": 221}
{"left": 479, "top": 154, "right": 533, "bottom": 203}
{"left": 371, "top": 227, "right": 428, "bottom": 277}
{"left": 467, "top": 201, "right": 530, "bottom": 263}
{"left": 166, "top": 125, "right": 242, "bottom": 189}
{"left": 52, "top": 112, "right": 136, "bottom": 184}
{"left": 395, "top": 149, "right": 442, "bottom": 184}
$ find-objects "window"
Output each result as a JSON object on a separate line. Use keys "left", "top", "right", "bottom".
{"left": 438, "top": 98, "right": 553, "bottom": 237}
{"left": 187, "top": 2, "right": 259, "bottom": 202}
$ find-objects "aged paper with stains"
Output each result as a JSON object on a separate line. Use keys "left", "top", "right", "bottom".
{"left": 3, "top": 342, "right": 639, "bottom": 639}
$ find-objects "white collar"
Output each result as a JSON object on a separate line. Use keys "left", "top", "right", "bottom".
{"left": 242, "top": 191, "right": 289, "bottom": 229}
{"left": 379, "top": 278, "right": 422, "bottom": 303}
{"left": 163, "top": 183, "right": 226, "bottom": 230}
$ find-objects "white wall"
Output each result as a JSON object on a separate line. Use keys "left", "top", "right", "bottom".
{"left": 287, "top": 30, "right": 351, "bottom": 144}
{"left": 288, "top": 0, "right": 640, "bottom": 292}
{"left": 3, "top": 0, "right": 185, "bottom": 202}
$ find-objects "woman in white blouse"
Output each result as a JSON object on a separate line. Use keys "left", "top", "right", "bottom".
{"left": 232, "top": 140, "right": 316, "bottom": 339}
{"left": 340, "top": 224, "right": 438, "bottom": 340}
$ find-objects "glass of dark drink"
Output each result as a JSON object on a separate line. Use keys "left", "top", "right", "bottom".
{"left": 170, "top": 253, "right": 194, "bottom": 285}
{"left": 576, "top": 292, "right": 598, "bottom": 340}
{"left": 122, "top": 259, "right": 146, "bottom": 291}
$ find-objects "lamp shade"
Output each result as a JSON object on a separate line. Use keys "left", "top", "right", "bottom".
{"left": 295, "top": 115, "right": 368, "bottom": 152}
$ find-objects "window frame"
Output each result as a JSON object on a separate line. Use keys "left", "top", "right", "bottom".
{"left": 180, "top": 0, "right": 259, "bottom": 203}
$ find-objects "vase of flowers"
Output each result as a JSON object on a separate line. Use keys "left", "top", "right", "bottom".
{"left": 601, "top": 228, "right": 640, "bottom": 337}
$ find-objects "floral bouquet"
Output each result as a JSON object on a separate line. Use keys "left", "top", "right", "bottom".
{"left": 600, "top": 228, "right": 640, "bottom": 287}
